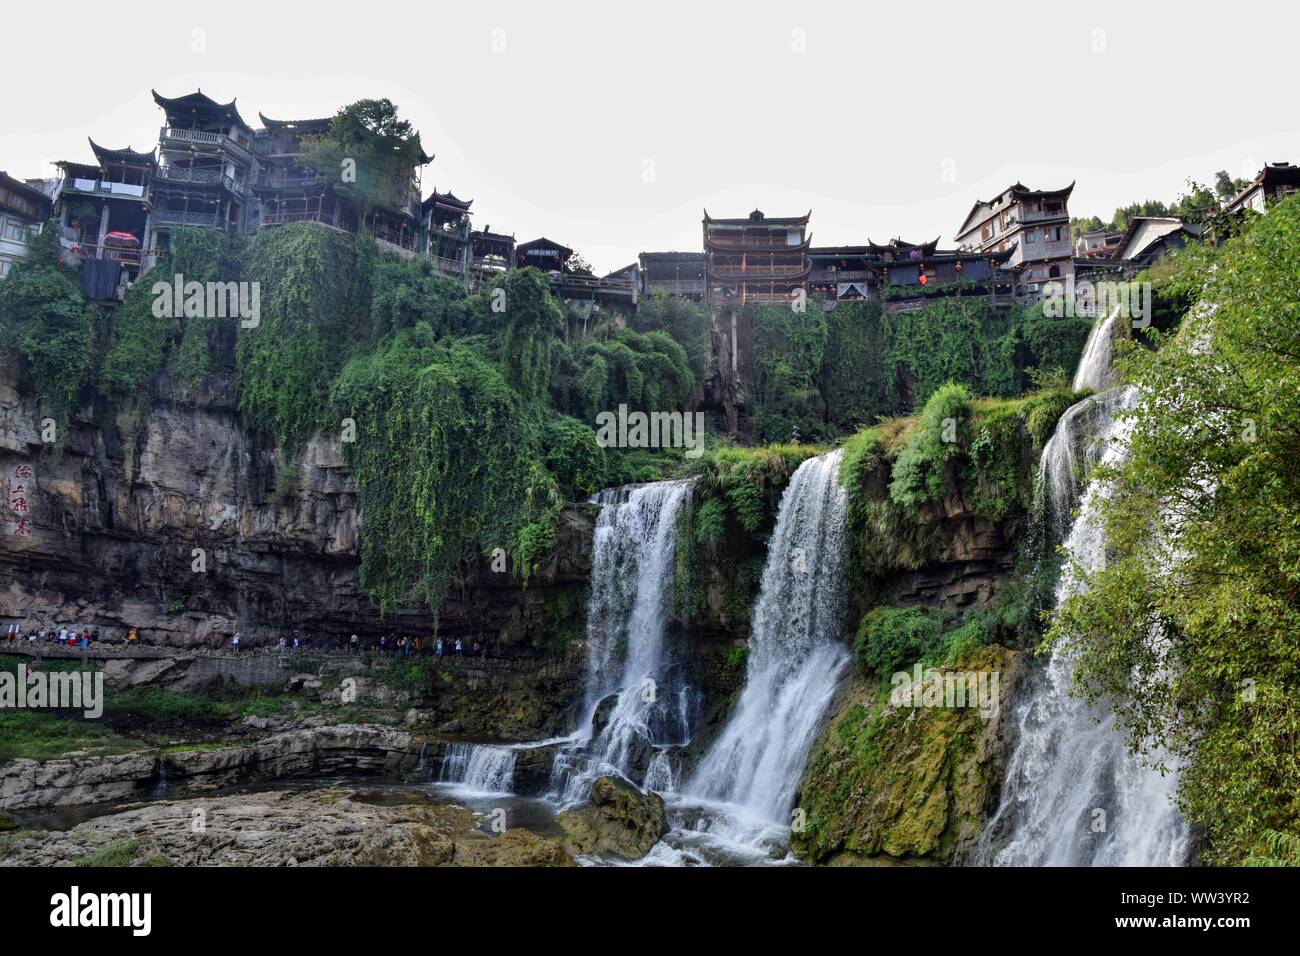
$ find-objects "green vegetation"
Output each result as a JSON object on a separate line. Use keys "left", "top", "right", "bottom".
{"left": 74, "top": 839, "right": 170, "bottom": 867}
{"left": 0, "top": 710, "right": 148, "bottom": 764}
{"left": 738, "top": 298, "right": 1090, "bottom": 443}
{"left": 1048, "top": 195, "right": 1300, "bottom": 864}
{"left": 0, "top": 225, "right": 95, "bottom": 433}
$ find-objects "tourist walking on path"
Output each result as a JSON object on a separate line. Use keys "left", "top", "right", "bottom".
{"left": 435, "top": 638, "right": 443, "bottom": 658}
{"left": 454, "top": 638, "right": 463, "bottom": 656}
{"left": 232, "top": 633, "right": 241, "bottom": 653}
{"left": 350, "top": 633, "right": 359, "bottom": 655}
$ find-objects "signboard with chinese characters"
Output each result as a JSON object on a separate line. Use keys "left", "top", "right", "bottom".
{"left": 5, "top": 463, "right": 33, "bottom": 536}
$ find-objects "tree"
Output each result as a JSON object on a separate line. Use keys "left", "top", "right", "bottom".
{"left": 1049, "top": 196, "right": 1300, "bottom": 863}
{"left": 1214, "top": 169, "right": 1248, "bottom": 201}
{"left": 297, "top": 99, "right": 424, "bottom": 229}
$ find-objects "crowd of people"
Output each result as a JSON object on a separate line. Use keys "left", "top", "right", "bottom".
{"left": 2, "top": 622, "right": 122, "bottom": 648}
{"left": 4, "top": 620, "right": 488, "bottom": 660}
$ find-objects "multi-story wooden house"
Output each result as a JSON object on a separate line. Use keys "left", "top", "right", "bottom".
{"left": 422, "top": 190, "right": 473, "bottom": 282}
{"left": 703, "top": 209, "right": 811, "bottom": 307}
{"left": 0, "top": 172, "right": 51, "bottom": 278}
{"left": 954, "top": 181, "right": 1074, "bottom": 296}
{"left": 51, "top": 141, "right": 155, "bottom": 292}
{"left": 151, "top": 90, "right": 257, "bottom": 246}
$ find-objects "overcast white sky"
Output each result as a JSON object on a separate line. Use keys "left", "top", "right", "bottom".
{"left": 4, "top": 0, "right": 1296, "bottom": 273}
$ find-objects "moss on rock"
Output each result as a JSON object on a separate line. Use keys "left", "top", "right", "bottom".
{"left": 791, "top": 645, "right": 1026, "bottom": 865}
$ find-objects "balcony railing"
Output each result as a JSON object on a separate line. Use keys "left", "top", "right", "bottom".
{"left": 61, "top": 239, "right": 158, "bottom": 269}
{"left": 152, "top": 208, "right": 220, "bottom": 228}
{"left": 159, "top": 127, "right": 252, "bottom": 161}
{"left": 645, "top": 278, "right": 706, "bottom": 294}
{"left": 157, "top": 166, "right": 221, "bottom": 185}
{"left": 1019, "top": 206, "right": 1067, "bottom": 223}
{"left": 431, "top": 255, "right": 467, "bottom": 277}
{"left": 707, "top": 235, "right": 804, "bottom": 251}
{"left": 710, "top": 264, "right": 809, "bottom": 279}
{"left": 63, "top": 178, "right": 147, "bottom": 199}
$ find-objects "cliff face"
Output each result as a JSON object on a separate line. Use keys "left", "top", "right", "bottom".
{"left": 0, "top": 356, "right": 591, "bottom": 662}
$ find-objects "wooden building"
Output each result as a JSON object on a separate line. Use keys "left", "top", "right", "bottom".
{"left": 638, "top": 251, "right": 706, "bottom": 301}
{"left": 251, "top": 114, "right": 356, "bottom": 234}
{"left": 250, "top": 109, "right": 427, "bottom": 258}
{"left": 955, "top": 181, "right": 1075, "bottom": 296}
{"left": 515, "top": 236, "right": 573, "bottom": 273}
{"left": 1224, "top": 162, "right": 1300, "bottom": 216}
{"left": 703, "top": 209, "right": 811, "bottom": 307}
{"left": 470, "top": 228, "right": 515, "bottom": 287}
{"left": 0, "top": 172, "right": 51, "bottom": 279}
{"left": 52, "top": 140, "right": 154, "bottom": 282}
{"left": 151, "top": 90, "right": 256, "bottom": 245}
{"left": 1110, "top": 216, "right": 1203, "bottom": 267}
{"left": 421, "top": 190, "right": 473, "bottom": 282}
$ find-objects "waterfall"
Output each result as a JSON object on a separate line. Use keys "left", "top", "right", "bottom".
{"left": 686, "top": 450, "right": 851, "bottom": 833}
{"left": 438, "top": 743, "right": 517, "bottom": 796}
{"left": 550, "top": 480, "right": 693, "bottom": 804}
{"left": 1072, "top": 304, "right": 1123, "bottom": 393}
{"left": 976, "top": 387, "right": 1189, "bottom": 865}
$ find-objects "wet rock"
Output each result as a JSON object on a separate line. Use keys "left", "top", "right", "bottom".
{"left": 555, "top": 775, "right": 666, "bottom": 860}
{"left": 0, "top": 788, "right": 573, "bottom": 867}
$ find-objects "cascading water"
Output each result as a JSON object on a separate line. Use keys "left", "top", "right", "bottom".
{"left": 1071, "top": 303, "right": 1122, "bottom": 393}
{"left": 550, "top": 480, "right": 694, "bottom": 805}
{"left": 438, "top": 743, "right": 517, "bottom": 796}
{"left": 975, "top": 382, "right": 1189, "bottom": 865}
{"left": 678, "top": 450, "right": 851, "bottom": 853}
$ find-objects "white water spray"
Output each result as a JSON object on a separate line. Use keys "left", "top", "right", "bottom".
{"left": 977, "top": 385, "right": 1189, "bottom": 865}
{"left": 685, "top": 450, "right": 851, "bottom": 834}
{"left": 551, "top": 480, "right": 693, "bottom": 804}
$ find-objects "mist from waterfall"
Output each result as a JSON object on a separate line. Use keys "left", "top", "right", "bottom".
{"left": 976, "top": 383, "right": 1189, "bottom": 866}
{"left": 682, "top": 450, "right": 851, "bottom": 844}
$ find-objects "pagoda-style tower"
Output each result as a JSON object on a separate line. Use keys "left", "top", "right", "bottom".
{"left": 702, "top": 208, "right": 811, "bottom": 308}
{"left": 151, "top": 89, "right": 256, "bottom": 245}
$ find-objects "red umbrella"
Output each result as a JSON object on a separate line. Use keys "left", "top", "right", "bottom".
{"left": 103, "top": 231, "right": 140, "bottom": 248}
{"left": 102, "top": 231, "right": 141, "bottom": 263}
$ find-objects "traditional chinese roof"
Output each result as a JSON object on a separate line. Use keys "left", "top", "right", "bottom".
{"left": 1110, "top": 217, "right": 1203, "bottom": 262}
{"left": 152, "top": 89, "right": 252, "bottom": 132}
{"left": 55, "top": 160, "right": 102, "bottom": 180}
{"left": 257, "top": 113, "right": 334, "bottom": 133}
{"left": 88, "top": 139, "right": 155, "bottom": 166}
{"left": 1225, "top": 162, "right": 1300, "bottom": 210}
{"left": 422, "top": 189, "right": 472, "bottom": 213}
{"left": 640, "top": 251, "right": 706, "bottom": 262}
{"left": 0, "top": 171, "right": 53, "bottom": 218}
{"left": 517, "top": 236, "right": 574, "bottom": 257}
{"left": 703, "top": 208, "right": 811, "bottom": 227}
{"left": 955, "top": 181, "right": 1075, "bottom": 239}
{"left": 471, "top": 230, "right": 515, "bottom": 255}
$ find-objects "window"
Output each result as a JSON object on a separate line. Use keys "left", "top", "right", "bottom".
{"left": 1024, "top": 229, "right": 1037, "bottom": 244}
{"left": 3, "top": 219, "right": 31, "bottom": 241}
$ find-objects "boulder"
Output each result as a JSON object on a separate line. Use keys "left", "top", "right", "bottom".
{"left": 555, "top": 775, "right": 666, "bottom": 860}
